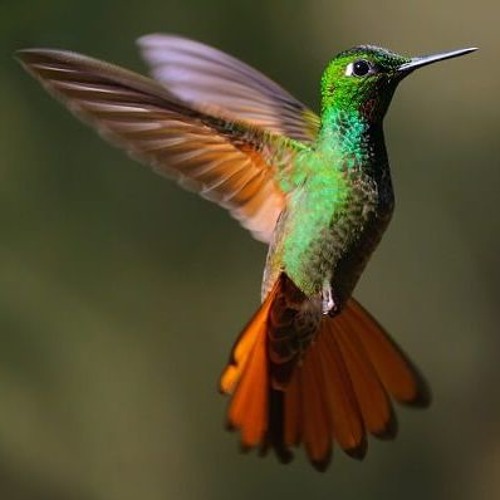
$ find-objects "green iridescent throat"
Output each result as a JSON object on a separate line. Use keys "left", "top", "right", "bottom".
{"left": 277, "top": 106, "right": 380, "bottom": 297}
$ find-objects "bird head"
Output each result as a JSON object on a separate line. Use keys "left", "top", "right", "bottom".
{"left": 320, "top": 45, "right": 476, "bottom": 122}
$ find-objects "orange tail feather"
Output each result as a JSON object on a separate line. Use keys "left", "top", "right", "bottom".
{"left": 343, "top": 299, "right": 431, "bottom": 407}
{"left": 220, "top": 275, "right": 430, "bottom": 470}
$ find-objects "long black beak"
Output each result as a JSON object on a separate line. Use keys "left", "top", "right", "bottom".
{"left": 398, "top": 47, "right": 477, "bottom": 73}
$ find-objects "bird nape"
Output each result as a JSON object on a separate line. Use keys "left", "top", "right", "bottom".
{"left": 16, "top": 35, "right": 476, "bottom": 471}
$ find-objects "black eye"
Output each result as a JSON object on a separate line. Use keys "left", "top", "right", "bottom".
{"left": 352, "top": 59, "right": 371, "bottom": 76}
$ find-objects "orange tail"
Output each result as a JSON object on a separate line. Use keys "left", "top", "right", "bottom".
{"left": 219, "top": 274, "right": 430, "bottom": 471}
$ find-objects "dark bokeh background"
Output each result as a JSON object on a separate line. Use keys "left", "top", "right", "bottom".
{"left": 1, "top": 1, "right": 499, "bottom": 499}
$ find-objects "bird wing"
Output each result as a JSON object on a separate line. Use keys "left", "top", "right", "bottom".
{"left": 17, "top": 49, "right": 305, "bottom": 242}
{"left": 137, "top": 34, "right": 320, "bottom": 143}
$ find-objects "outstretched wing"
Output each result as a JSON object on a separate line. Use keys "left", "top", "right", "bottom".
{"left": 17, "top": 49, "right": 304, "bottom": 242}
{"left": 138, "top": 34, "right": 320, "bottom": 143}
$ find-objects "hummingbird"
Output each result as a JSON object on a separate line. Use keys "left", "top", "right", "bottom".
{"left": 16, "top": 36, "right": 476, "bottom": 471}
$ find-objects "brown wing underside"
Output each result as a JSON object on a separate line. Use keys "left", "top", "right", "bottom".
{"left": 17, "top": 48, "right": 305, "bottom": 242}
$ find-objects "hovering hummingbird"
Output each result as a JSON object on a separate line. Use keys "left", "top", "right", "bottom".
{"left": 17, "top": 36, "right": 476, "bottom": 471}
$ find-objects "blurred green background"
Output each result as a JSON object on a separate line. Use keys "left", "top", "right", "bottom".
{"left": 1, "top": 0, "right": 499, "bottom": 499}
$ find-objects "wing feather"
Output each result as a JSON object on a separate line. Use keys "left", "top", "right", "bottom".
{"left": 17, "top": 48, "right": 305, "bottom": 242}
{"left": 138, "top": 34, "right": 320, "bottom": 143}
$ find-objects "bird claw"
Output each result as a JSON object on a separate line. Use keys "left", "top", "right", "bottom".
{"left": 322, "top": 281, "right": 336, "bottom": 315}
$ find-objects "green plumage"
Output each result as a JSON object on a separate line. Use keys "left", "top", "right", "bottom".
{"left": 264, "top": 108, "right": 388, "bottom": 304}
{"left": 263, "top": 45, "right": 475, "bottom": 313}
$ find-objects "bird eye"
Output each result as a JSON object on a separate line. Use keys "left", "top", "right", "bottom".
{"left": 345, "top": 59, "right": 372, "bottom": 77}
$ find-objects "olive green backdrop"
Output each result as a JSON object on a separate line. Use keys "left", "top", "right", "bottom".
{"left": 1, "top": 1, "right": 499, "bottom": 499}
